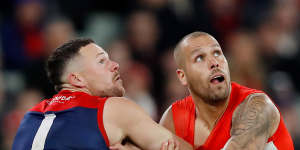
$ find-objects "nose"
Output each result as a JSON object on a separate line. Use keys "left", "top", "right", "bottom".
{"left": 111, "top": 61, "right": 119, "bottom": 72}
{"left": 209, "top": 58, "right": 219, "bottom": 70}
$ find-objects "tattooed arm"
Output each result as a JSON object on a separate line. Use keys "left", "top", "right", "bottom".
{"left": 222, "top": 93, "right": 280, "bottom": 150}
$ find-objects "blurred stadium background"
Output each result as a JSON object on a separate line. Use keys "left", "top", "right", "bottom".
{"left": 0, "top": 0, "right": 300, "bottom": 149}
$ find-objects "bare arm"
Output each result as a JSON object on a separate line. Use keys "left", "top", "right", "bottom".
{"left": 104, "top": 97, "right": 193, "bottom": 150}
{"left": 222, "top": 93, "right": 280, "bottom": 150}
{"left": 109, "top": 139, "right": 179, "bottom": 150}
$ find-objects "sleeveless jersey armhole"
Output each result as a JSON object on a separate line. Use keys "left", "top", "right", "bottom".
{"left": 97, "top": 98, "right": 110, "bottom": 146}
{"left": 172, "top": 97, "right": 195, "bottom": 146}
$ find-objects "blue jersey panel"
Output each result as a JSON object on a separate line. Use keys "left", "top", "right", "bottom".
{"left": 13, "top": 107, "right": 109, "bottom": 150}
{"left": 12, "top": 111, "right": 44, "bottom": 150}
{"left": 44, "top": 107, "right": 109, "bottom": 150}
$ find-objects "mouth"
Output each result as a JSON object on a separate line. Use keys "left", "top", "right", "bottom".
{"left": 210, "top": 74, "right": 225, "bottom": 84}
{"left": 115, "top": 75, "right": 120, "bottom": 81}
{"left": 114, "top": 74, "right": 122, "bottom": 82}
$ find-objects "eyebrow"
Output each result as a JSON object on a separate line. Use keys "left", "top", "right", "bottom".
{"left": 96, "top": 52, "right": 105, "bottom": 58}
{"left": 190, "top": 43, "right": 221, "bottom": 56}
{"left": 211, "top": 43, "right": 221, "bottom": 48}
{"left": 191, "top": 48, "right": 203, "bottom": 56}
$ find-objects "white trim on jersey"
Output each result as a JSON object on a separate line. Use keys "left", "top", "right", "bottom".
{"left": 265, "top": 141, "right": 278, "bottom": 150}
{"left": 221, "top": 140, "right": 278, "bottom": 150}
{"left": 31, "top": 113, "right": 56, "bottom": 150}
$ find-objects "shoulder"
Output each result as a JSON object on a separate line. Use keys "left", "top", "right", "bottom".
{"left": 243, "top": 93, "right": 279, "bottom": 119}
{"left": 104, "top": 97, "right": 144, "bottom": 114}
{"left": 160, "top": 96, "right": 194, "bottom": 133}
{"left": 103, "top": 97, "right": 150, "bottom": 124}
{"left": 233, "top": 93, "right": 280, "bottom": 138}
{"left": 29, "top": 99, "right": 49, "bottom": 113}
{"left": 105, "top": 97, "right": 143, "bottom": 110}
{"left": 172, "top": 96, "right": 194, "bottom": 108}
{"left": 231, "top": 82, "right": 264, "bottom": 99}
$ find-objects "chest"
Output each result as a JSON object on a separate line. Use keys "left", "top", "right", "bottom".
{"left": 194, "top": 119, "right": 211, "bottom": 147}
{"left": 193, "top": 116, "right": 232, "bottom": 149}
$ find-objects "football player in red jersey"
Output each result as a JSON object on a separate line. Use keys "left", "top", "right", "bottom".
{"left": 160, "top": 32, "right": 294, "bottom": 150}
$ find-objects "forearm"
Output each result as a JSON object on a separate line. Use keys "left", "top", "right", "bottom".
{"left": 172, "top": 135, "right": 194, "bottom": 150}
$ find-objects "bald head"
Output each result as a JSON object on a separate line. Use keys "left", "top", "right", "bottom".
{"left": 174, "top": 32, "right": 231, "bottom": 105}
{"left": 174, "top": 32, "right": 212, "bottom": 68}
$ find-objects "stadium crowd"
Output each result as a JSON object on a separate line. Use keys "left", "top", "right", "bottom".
{"left": 0, "top": 0, "right": 300, "bottom": 149}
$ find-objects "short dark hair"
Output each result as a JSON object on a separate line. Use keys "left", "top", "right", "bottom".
{"left": 46, "top": 38, "right": 95, "bottom": 91}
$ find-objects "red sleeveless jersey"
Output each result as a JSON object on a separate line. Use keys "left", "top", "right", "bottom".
{"left": 172, "top": 82, "right": 294, "bottom": 150}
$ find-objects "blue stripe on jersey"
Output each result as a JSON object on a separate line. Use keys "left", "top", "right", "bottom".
{"left": 13, "top": 107, "right": 109, "bottom": 150}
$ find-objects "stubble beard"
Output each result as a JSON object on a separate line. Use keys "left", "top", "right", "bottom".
{"left": 97, "top": 83, "right": 125, "bottom": 97}
{"left": 109, "top": 83, "right": 125, "bottom": 97}
{"left": 114, "top": 86, "right": 125, "bottom": 97}
{"left": 190, "top": 82, "right": 230, "bottom": 106}
{"left": 107, "top": 78, "right": 125, "bottom": 97}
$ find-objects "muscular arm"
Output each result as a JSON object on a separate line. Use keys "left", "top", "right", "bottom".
{"left": 104, "top": 97, "right": 193, "bottom": 150}
{"left": 222, "top": 93, "right": 280, "bottom": 150}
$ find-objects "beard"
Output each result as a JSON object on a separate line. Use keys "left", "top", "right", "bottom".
{"left": 112, "top": 86, "right": 125, "bottom": 97}
{"left": 100, "top": 86, "right": 125, "bottom": 97}
{"left": 107, "top": 83, "right": 125, "bottom": 97}
{"left": 96, "top": 82, "right": 125, "bottom": 97}
{"left": 189, "top": 81, "right": 231, "bottom": 105}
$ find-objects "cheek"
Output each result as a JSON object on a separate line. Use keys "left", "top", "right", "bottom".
{"left": 186, "top": 66, "right": 207, "bottom": 84}
{"left": 86, "top": 66, "right": 110, "bottom": 82}
{"left": 220, "top": 56, "right": 229, "bottom": 67}
{"left": 222, "top": 59, "right": 230, "bottom": 74}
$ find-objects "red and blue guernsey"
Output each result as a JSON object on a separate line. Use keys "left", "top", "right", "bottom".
{"left": 12, "top": 90, "right": 110, "bottom": 150}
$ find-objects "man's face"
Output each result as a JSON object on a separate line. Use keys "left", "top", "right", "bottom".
{"left": 179, "top": 35, "right": 231, "bottom": 104}
{"left": 78, "top": 43, "right": 125, "bottom": 97}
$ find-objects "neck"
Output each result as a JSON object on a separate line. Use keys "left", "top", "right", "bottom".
{"left": 192, "top": 93, "right": 230, "bottom": 130}
{"left": 60, "top": 84, "right": 92, "bottom": 95}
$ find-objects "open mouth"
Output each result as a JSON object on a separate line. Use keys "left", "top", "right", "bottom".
{"left": 210, "top": 74, "right": 225, "bottom": 84}
{"left": 115, "top": 75, "right": 121, "bottom": 81}
{"left": 113, "top": 73, "right": 121, "bottom": 81}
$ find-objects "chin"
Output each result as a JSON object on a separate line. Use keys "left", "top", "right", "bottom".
{"left": 118, "top": 90, "right": 126, "bottom": 97}
{"left": 114, "top": 87, "right": 125, "bottom": 97}
{"left": 204, "top": 87, "right": 230, "bottom": 105}
{"left": 203, "top": 95, "right": 226, "bottom": 105}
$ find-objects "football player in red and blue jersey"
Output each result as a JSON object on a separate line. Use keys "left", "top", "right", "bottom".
{"left": 12, "top": 38, "right": 193, "bottom": 150}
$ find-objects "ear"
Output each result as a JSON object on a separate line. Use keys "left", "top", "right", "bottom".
{"left": 176, "top": 69, "right": 187, "bottom": 86}
{"left": 67, "top": 73, "right": 86, "bottom": 88}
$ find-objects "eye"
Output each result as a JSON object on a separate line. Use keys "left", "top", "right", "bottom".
{"left": 99, "top": 58, "right": 105, "bottom": 64}
{"left": 213, "top": 51, "right": 221, "bottom": 57}
{"left": 195, "top": 55, "right": 203, "bottom": 62}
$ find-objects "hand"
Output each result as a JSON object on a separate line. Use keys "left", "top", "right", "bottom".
{"left": 160, "top": 139, "right": 179, "bottom": 150}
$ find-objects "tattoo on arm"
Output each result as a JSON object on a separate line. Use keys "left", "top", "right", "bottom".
{"left": 224, "top": 93, "right": 279, "bottom": 150}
